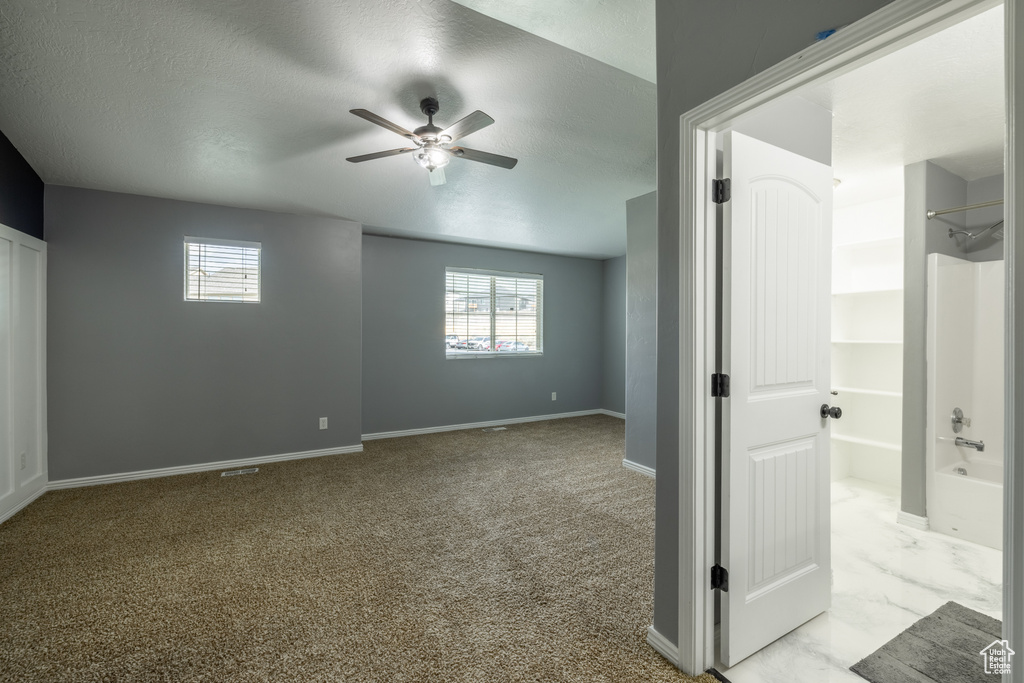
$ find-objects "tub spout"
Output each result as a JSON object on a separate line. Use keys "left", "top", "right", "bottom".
{"left": 955, "top": 436, "right": 985, "bottom": 452}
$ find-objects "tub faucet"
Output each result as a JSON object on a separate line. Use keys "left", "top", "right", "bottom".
{"left": 955, "top": 436, "right": 985, "bottom": 452}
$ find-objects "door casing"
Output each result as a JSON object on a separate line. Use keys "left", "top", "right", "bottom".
{"left": 669, "top": 0, "right": 1018, "bottom": 675}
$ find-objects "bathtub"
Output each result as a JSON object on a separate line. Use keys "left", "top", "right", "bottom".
{"left": 931, "top": 457, "right": 1003, "bottom": 550}
{"left": 925, "top": 254, "right": 1005, "bottom": 551}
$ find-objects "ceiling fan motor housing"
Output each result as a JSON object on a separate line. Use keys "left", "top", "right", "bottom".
{"left": 415, "top": 98, "right": 446, "bottom": 140}
{"left": 419, "top": 97, "right": 440, "bottom": 117}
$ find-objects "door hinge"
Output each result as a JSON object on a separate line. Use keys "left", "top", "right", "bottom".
{"left": 711, "top": 373, "right": 730, "bottom": 398}
{"left": 711, "top": 564, "right": 729, "bottom": 591}
{"left": 712, "top": 178, "right": 731, "bottom": 204}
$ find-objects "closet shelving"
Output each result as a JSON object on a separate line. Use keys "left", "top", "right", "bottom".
{"left": 831, "top": 236, "right": 903, "bottom": 486}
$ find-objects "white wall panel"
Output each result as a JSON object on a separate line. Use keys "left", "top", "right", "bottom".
{"left": 0, "top": 224, "right": 46, "bottom": 524}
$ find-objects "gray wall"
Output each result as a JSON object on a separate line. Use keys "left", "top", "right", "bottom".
{"left": 902, "top": 161, "right": 954, "bottom": 517}
{"left": 654, "top": 0, "right": 893, "bottom": 649}
{"left": 626, "top": 191, "right": 657, "bottom": 472}
{"left": 0, "top": 128, "right": 43, "bottom": 240}
{"left": 902, "top": 163, "right": 1004, "bottom": 517}
{"left": 602, "top": 255, "right": 627, "bottom": 415}
{"left": 45, "top": 186, "right": 363, "bottom": 480}
{"left": 362, "top": 235, "right": 604, "bottom": 434}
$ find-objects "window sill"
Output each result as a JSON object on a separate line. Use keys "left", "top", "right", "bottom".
{"left": 446, "top": 351, "right": 544, "bottom": 360}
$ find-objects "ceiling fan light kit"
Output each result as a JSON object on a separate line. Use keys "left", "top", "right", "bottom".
{"left": 413, "top": 143, "right": 451, "bottom": 171}
{"left": 347, "top": 97, "right": 517, "bottom": 184}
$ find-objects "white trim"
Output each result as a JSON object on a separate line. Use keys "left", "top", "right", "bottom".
{"left": 445, "top": 266, "right": 542, "bottom": 281}
{"left": 446, "top": 351, "right": 543, "bottom": 360}
{"left": 0, "top": 487, "right": 47, "bottom": 525}
{"left": 362, "top": 410, "right": 607, "bottom": 441}
{"left": 183, "top": 235, "right": 262, "bottom": 250}
{"left": 599, "top": 409, "right": 626, "bottom": 420}
{"left": 647, "top": 625, "right": 680, "bottom": 666}
{"left": 47, "top": 444, "right": 364, "bottom": 490}
{"left": 897, "top": 511, "right": 931, "bottom": 531}
{"left": 623, "top": 459, "right": 655, "bottom": 478}
{"left": 676, "top": 0, "right": 1002, "bottom": 675}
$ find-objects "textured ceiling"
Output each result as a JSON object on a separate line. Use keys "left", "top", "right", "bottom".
{"left": 801, "top": 5, "right": 1004, "bottom": 207}
{"left": 449, "top": 0, "right": 656, "bottom": 83}
{"left": 0, "top": 0, "right": 657, "bottom": 258}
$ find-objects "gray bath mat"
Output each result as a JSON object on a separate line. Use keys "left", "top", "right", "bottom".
{"left": 851, "top": 602, "right": 1003, "bottom": 683}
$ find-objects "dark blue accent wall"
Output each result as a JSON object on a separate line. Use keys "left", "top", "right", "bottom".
{"left": 0, "top": 129, "right": 44, "bottom": 240}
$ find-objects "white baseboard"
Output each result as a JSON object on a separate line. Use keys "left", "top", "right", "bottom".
{"left": 647, "top": 625, "right": 679, "bottom": 666}
{"left": 362, "top": 409, "right": 612, "bottom": 441}
{"left": 47, "top": 444, "right": 364, "bottom": 490}
{"left": 623, "top": 459, "right": 655, "bottom": 478}
{"left": 897, "top": 510, "right": 930, "bottom": 531}
{"left": 598, "top": 409, "right": 626, "bottom": 420}
{"left": 0, "top": 487, "right": 49, "bottom": 525}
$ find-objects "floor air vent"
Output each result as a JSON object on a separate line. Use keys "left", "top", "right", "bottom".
{"left": 221, "top": 467, "right": 259, "bottom": 477}
{"left": 482, "top": 427, "right": 508, "bottom": 432}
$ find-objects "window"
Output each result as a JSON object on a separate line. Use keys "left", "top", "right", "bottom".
{"left": 184, "top": 237, "right": 261, "bottom": 303}
{"left": 445, "top": 267, "right": 542, "bottom": 356}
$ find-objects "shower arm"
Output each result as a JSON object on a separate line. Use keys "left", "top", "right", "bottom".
{"left": 948, "top": 219, "right": 1004, "bottom": 241}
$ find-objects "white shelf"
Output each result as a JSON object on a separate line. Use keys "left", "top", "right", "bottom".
{"left": 831, "top": 290, "right": 905, "bottom": 296}
{"left": 831, "top": 202, "right": 904, "bottom": 489}
{"left": 830, "top": 434, "right": 901, "bottom": 452}
{"left": 833, "top": 386, "right": 902, "bottom": 398}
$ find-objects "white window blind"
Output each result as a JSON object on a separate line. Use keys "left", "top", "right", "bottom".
{"left": 184, "top": 237, "right": 261, "bottom": 303}
{"left": 445, "top": 267, "right": 542, "bottom": 355}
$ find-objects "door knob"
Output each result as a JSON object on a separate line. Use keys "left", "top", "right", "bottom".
{"left": 820, "top": 404, "right": 842, "bottom": 419}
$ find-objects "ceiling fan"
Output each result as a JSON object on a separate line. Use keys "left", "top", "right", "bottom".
{"left": 346, "top": 97, "right": 518, "bottom": 186}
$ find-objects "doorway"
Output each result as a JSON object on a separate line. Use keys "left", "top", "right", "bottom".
{"left": 670, "top": 0, "right": 1019, "bottom": 677}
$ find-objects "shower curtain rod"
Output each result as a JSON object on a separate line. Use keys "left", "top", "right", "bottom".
{"left": 926, "top": 198, "right": 1003, "bottom": 219}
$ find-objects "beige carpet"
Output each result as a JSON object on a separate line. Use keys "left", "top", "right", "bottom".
{"left": 0, "top": 415, "right": 716, "bottom": 682}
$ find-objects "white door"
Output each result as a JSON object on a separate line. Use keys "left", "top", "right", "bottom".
{"left": 0, "top": 223, "right": 47, "bottom": 524}
{"left": 719, "top": 131, "right": 834, "bottom": 667}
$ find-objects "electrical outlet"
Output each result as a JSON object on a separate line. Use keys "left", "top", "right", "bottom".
{"left": 319, "top": 417, "right": 328, "bottom": 430}
{"left": 551, "top": 392, "right": 557, "bottom": 401}
{"left": 20, "top": 453, "right": 26, "bottom": 470}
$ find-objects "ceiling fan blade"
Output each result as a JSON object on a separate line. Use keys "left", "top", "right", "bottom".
{"left": 346, "top": 147, "right": 416, "bottom": 163}
{"left": 440, "top": 111, "right": 494, "bottom": 143}
{"left": 349, "top": 109, "right": 418, "bottom": 140}
{"left": 428, "top": 167, "right": 446, "bottom": 186}
{"left": 450, "top": 146, "right": 518, "bottom": 169}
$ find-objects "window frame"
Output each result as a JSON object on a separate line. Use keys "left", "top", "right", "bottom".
{"left": 183, "top": 236, "right": 262, "bottom": 304}
{"left": 444, "top": 266, "right": 543, "bottom": 359}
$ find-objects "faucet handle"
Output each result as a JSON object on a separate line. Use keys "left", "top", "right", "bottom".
{"left": 952, "top": 407, "right": 971, "bottom": 432}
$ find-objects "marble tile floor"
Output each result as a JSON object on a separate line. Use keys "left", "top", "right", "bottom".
{"left": 718, "top": 477, "right": 1003, "bottom": 683}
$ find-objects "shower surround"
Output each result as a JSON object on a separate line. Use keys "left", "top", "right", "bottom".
{"left": 926, "top": 253, "right": 1004, "bottom": 550}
